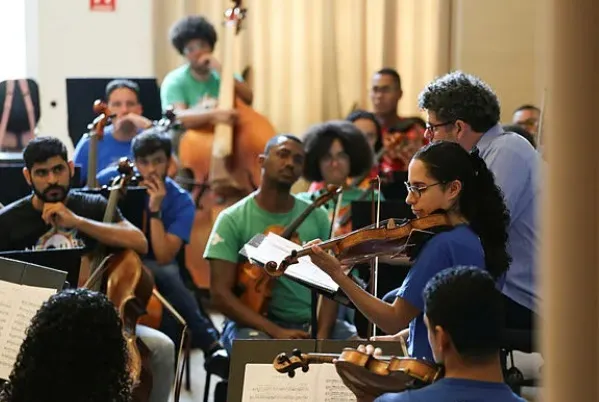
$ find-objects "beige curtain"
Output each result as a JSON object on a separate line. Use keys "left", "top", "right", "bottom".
{"left": 153, "top": 0, "right": 451, "bottom": 136}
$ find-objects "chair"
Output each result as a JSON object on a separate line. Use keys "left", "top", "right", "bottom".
{"left": 501, "top": 329, "right": 540, "bottom": 395}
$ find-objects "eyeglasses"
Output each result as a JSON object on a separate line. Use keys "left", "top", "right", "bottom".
{"left": 404, "top": 181, "right": 444, "bottom": 197}
{"left": 425, "top": 121, "right": 455, "bottom": 132}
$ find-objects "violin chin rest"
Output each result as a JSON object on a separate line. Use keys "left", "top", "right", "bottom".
{"left": 334, "top": 361, "right": 412, "bottom": 396}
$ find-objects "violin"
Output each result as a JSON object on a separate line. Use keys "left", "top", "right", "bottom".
{"left": 236, "top": 185, "right": 342, "bottom": 314}
{"left": 273, "top": 348, "right": 443, "bottom": 396}
{"left": 264, "top": 213, "right": 452, "bottom": 277}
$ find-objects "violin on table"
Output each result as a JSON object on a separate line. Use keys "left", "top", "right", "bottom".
{"left": 273, "top": 347, "right": 443, "bottom": 397}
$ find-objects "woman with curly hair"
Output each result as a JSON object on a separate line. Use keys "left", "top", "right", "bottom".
{"left": 306, "top": 141, "right": 511, "bottom": 362}
{"left": 0, "top": 288, "right": 132, "bottom": 402}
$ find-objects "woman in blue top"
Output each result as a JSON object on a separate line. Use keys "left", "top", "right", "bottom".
{"left": 307, "top": 140, "right": 510, "bottom": 362}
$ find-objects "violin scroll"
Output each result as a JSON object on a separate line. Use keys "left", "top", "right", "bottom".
{"left": 273, "top": 349, "right": 310, "bottom": 378}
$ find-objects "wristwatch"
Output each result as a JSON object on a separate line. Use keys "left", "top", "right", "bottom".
{"left": 149, "top": 210, "right": 162, "bottom": 220}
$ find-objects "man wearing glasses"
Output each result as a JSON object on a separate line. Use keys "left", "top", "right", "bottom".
{"left": 417, "top": 71, "right": 540, "bottom": 343}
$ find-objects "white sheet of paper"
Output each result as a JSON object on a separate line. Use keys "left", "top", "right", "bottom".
{"left": 244, "top": 232, "right": 339, "bottom": 293}
{"left": 0, "top": 280, "right": 56, "bottom": 380}
{"left": 241, "top": 363, "right": 356, "bottom": 402}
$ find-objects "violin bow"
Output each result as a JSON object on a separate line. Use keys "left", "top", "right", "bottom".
{"left": 367, "top": 176, "right": 382, "bottom": 338}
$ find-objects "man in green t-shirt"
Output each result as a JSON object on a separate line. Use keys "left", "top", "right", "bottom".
{"left": 204, "top": 134, "right": 355, "bottom": 353}
{"left": 160, "top": 15, "right": 253, "bottom": 130}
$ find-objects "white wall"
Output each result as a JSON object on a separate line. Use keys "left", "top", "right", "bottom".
{"left": 25, "top": 0, "right": 156, "bottom": 155}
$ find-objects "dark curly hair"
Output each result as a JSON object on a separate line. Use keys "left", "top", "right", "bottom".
{"left": 346, "top": 109, "right": 383, "bottom": 153}
{"left": 302, "top": 120, "right": 373, "bottom": 182}
{"left": 413, "top": 141, "right": 511, "bottom": 280}
{"left": 0, "top": 289, "right": 131, "bottom": 402}
{"left": 424, "top": 266, "right": 504, "bottom": 361}
{"left": 23, "top": 136, "right": 68, "bottom": 171}
{"left": 169, "top": 15, "right": 217, "bottom": 54}
{"left": 418, "top": 71, "right": 500, "bottom": 133}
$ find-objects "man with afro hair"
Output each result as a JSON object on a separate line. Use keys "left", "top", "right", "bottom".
{"left": 160, "top": 15, "right": 253, "bottom": 130}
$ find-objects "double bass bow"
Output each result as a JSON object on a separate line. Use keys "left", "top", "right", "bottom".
{"left": 236, "top": 185, "right": 342, "bottom": 315}
{"left": 273, "top": 347, "right": 443, "bottom": 397}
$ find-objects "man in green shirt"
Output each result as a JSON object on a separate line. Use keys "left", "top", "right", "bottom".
{"left": 204, "top": 134, "right": 353, "bottom": 353}
{"left": 161, "top": 15, "right": 253, "bottom": 130}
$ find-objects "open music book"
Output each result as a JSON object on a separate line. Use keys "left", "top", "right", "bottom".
{"left": 241, "top": 232, "right": 341, "bottom": 296}
{"left": 241, "top": 363, "right": 355, "bottom": 402}
{"left": 0, "top": 280, "right": 56, "bottom": 380}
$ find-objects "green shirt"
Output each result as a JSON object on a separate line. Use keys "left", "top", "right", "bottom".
{"left": 203, "top": 193, "right": 331, "bottom": 323}
{"left": 160, "top": 64, "right": 243, "bottom": 110}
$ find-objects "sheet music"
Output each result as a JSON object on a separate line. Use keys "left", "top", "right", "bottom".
{"left": 244, "top": 232, "right": 339, "bottom": 293}
{"left": 0, "top": 280, "right": 56, "bottom": 380}
{"left": 241, "top": 363, "right": 355, "bottom": 401}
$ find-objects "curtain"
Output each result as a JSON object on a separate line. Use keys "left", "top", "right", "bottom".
{"left": 152, "top": 0, "right": 452, "bottom": 136}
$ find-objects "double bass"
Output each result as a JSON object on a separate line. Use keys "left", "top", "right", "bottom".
{"left": 176, "top": 0, "right": 275, "bottom": 290}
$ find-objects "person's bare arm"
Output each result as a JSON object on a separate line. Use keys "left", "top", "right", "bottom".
{"left": 42, "top": 202, "right": 148, "bottom": 255}
{"left": 210, "top": 259, "right": 309, "bottom": 339}
{"left": 76, "top": 218, "right": 148, "bottom": 255}
{"left": 148, "top": 218, "right": 182, "bottom": 265}
{"left": 174, "top": 105, "right": 237, "bottom": 131}
{"left": 317, "top": 297, "right": 339, "bottom": 339}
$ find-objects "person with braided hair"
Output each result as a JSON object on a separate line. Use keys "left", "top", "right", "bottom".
{"left": 418, "top": 71, "right": 540, "bottom": 338}
{"left": 0, "top": 288, "right": 131, "bottom": 402}
{"left": 306, "top": 140, "right": 511, "bottom": 362}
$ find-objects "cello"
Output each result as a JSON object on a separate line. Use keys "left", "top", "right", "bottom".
{"left": 237, "top": 185, "right": 342, "bottom": 314}
{"left": 176, "top": 0, "right": 275, "bottom": 290}
{"left": 83, "top": 164, "right": 154, "bottom": 402}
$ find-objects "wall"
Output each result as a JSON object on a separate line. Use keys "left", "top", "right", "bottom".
{"left": 450, "top": 0, "right": 541, "bottom": 123}
{"left": 25, "top": 0, "right": 155, "bottom": 154}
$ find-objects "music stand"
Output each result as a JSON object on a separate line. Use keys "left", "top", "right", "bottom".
{"left": 0, "top": 256, "right": 68, "bottom": 291}
{"left": 0, "top": 165, "right": 82, "bottom": 206}
{"left": 0, "top": 248, "right": 84, "bottom": 289}
{"left": 74, "top": 187, "right": 147, "bottom": 232}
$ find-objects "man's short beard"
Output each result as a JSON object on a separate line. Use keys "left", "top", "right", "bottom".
{"left": 33, "top": 183, "right": 70, "bottom": 203}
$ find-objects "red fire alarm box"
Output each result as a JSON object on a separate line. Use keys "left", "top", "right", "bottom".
{"left": 90, "top": 0, "right": 116, "bottom": 12}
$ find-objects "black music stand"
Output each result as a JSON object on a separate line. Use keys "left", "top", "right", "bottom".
{"left": 65, "top": 77, "right": 162, "bottom": 147}
{"left": 0, "top": 247, "right": 84, "bottom": 289}
{"left": 74, "top": 187, "right": 147, "bottom": 231}
{"left": 0, "top": 165, "right": 82, "bottom": 206}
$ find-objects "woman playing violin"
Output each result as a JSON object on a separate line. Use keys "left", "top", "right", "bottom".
{"left": 306, "top": 141, "right": 511, "bottom": 362}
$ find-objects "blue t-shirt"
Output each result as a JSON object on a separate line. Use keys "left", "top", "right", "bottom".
{"left": 97, "top": 169, "right": 195, "bottom": 263}
{"left": 375, "top": 378, "right": 526, "bottom": 401}
{"left": 397, "top": 225, "right": 485, "bottom": 362}
{"left": 73, "top": 125, "right": 136, "bottom": 186}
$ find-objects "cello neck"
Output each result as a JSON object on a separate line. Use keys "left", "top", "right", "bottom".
{"left": 87, "top": 133, "right": 99, "bottom": 188}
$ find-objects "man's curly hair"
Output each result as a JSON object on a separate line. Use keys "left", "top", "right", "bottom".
{"left": 169, "top": 15, "right": 217, "bottom": 54}
{"left": 0, "top": 288, "right": 131, "bottom": 402}
{"left": 302, "top": 120, "right": 373, "bottom": 182}
{"left": 418, "top": 71, "right": 501, "bottom": 133}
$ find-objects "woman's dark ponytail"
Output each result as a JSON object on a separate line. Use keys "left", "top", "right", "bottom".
{"left": 465, "top": 149, "right": 511, "bottom": 279}
{"left": 414, "top": 142, "right": 511, "bottom": 280}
